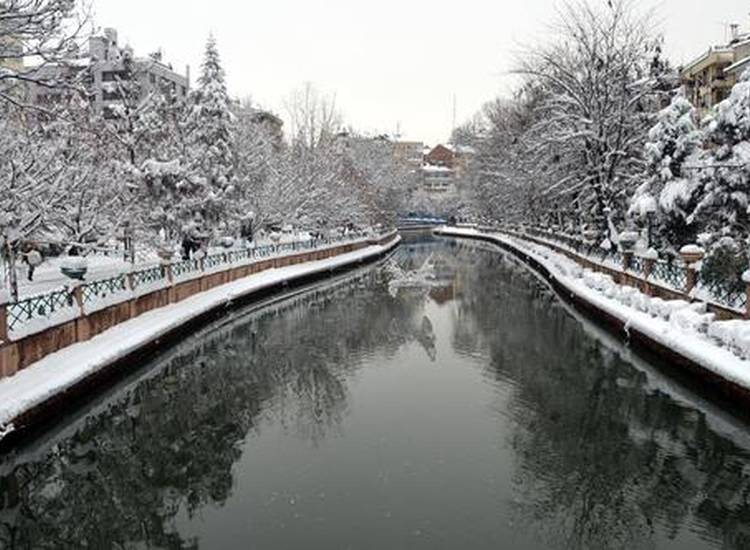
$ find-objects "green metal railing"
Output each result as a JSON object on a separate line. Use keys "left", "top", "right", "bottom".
{"left": 3, "top": 231, "right": 389, "bottom": 338}
{"left": 500, "top": 225, "right": 746, "bottom": 314}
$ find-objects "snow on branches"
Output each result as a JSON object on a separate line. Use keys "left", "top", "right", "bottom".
{"left": 628, "top": 90, "right": 702, "bottom": 250}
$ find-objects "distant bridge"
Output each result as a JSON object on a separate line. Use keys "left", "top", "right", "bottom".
{"left": 397, "top": 216, "right": 447, "bottom": 231}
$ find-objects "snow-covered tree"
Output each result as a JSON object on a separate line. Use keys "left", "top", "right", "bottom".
{"left": 0, "top": 0, "right": 91, "bottom": 107}
{"left": 0, "top": 106, "right": 65, "bottom": 296}
{"left": 629, "top": 89, "right": 703, "bottom": 251}
{"left": 247, "top": 83, "right": 345, "bottom": 230}
{"left": 98, "top": 50, "right": 173, "bottom": 167}
{"left": 183, "top": 35, "right": 236, "bottom": 233}
{"left": 231, "top": 99, "right": 282, "bottom": 235}
{"left": 0, "top": 101, "right": 131, "bottom": 298}
{"left": 43, "top": 102, "right": 133, "bottom": 250}
{"left": 682, "top": 69, "right": 750, "bottom": 293}
{"left": 459, "top": 94, "right": 547, "bottom": 226}
{"left": 515, "top": 0, "right": 666, "bottom": 232}
{"left": 336, "top": 133, "right": 411, "bottom": 227}
{"left": 691, "top": 69, "right": 750, "bottom": 239}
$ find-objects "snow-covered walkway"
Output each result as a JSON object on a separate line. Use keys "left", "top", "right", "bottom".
{"left": 0, "top": 237, "right": 399, "bottom": 438}
{"left": 436, "top": 226, "right": 750, "bottom": 397}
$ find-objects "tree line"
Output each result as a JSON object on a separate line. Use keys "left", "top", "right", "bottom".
{"left": 454, "top": 0, "right": 750, "bottom": 288}
{"left": 0, "top": 0, "right": 411, "bottom": 294}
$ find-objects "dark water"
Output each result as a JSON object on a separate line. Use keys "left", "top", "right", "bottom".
{"left": 1, "top": 235, "right": 750, "bottom": 550}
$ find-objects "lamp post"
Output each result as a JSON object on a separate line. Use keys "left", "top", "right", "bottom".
{"left": 619, "top": 230, "right": 639, "bottom": 271}
{"left": 680, "top": 244, "right": 705, "bottom": 294}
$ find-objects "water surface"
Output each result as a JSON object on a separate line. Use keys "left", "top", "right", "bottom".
{"left": 1, "top": 235, "right": 749, "bottom": 549}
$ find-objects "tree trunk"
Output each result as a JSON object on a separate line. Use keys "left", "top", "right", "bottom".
{"left": 3, "top": 243, "right": 18, "bottom": 302}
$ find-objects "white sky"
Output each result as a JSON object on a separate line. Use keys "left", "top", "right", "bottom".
{"left": 92, "top": 0, "right": 748, "bottom": 145}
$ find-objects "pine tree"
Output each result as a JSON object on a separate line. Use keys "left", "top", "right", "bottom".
{"left": 692, "top": 69, "right": 750, "bottom": 239}
{"left": 629, "top": 89, "right": 702, "bottom": 251}
{"left": 184, "top": 35, "right": 236, "bottom": 235}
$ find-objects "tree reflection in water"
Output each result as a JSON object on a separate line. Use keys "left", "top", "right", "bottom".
{"left": 1, "top": 237, "right": 750, "bottom": 549}
{"left": 451, "top": 240, "right": 750, "bottom": 550}
{"left": 0, "top": 262, "right": 431, "bottom": 549}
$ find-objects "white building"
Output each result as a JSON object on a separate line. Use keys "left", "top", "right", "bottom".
{"left": 421, "top": 164, "right": 455, "bottom": 193}
{"left": 28, "top": 28, "right": 190, "bottom": 117}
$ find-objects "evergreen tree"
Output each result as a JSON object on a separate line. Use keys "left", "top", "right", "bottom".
{"left": 692, "top": 69, "right": 750, "bottom": 239}
{"left": 184, "top": 35, "right": 237, "bottom": 234}
{"left": 688, "top": 70, "right": 750, "bottom": 294}
{"left": 629, "top": 89, "right": 702, "bottom": 252}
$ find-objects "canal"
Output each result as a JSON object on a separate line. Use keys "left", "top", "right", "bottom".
{"left": 1, "top": 234, "right": 749, "bottom": 549}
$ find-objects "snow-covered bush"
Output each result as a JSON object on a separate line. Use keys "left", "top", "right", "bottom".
{"left": 698, "top": 235, "right": 747, "bottom": 298}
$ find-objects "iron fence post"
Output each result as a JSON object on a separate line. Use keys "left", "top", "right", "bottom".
{"left": 0, "top": 302, "right": 7, "bottom": 343}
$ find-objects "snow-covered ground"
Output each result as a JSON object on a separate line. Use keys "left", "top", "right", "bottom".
{"left": 11, "top": 255, "right": 145, "bottom": 299}
{"left": 0, "top": 236, "right": 400, "bottom": 438}
{"left": 1, "top": 231, "right": 369, "bottom": 301}
{"left": 3, "top": 232, "right": 381, "bottom": 341}
{"left": 436, "top": 226, "right": 750, "bottom": 395}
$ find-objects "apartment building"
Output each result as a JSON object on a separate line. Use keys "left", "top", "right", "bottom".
{"left": 681, "top": 26, "right": 750, "bottom": 114}
{"left": 28, "top": 28, "right": 190, "bottom": 117}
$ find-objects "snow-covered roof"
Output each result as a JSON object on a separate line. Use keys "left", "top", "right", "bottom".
{"left": 454, "top": 144, "right": 476, "bottom": 155}
{"left": 421, "top": 164, "right": 454, "bottom": 173}
{"left": 681, "top": 46, "right": 734, "bottom": 76}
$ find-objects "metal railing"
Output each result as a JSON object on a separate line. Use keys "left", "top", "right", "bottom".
{"left": 7, "top": 288, "right": 77, "bottom": 333}
{"left": 650, "top": 260, "right": 687, "bottom": 291}
{"left": 131, "top": 266, "right": 167, "bottom": 291}
{"left": 81, "top": 275, "right": 129, "bottom": 305}
{"left": 3, "top": 231, "right": 390, "bottom": 339}
{"left": 498, "top": 225, "right": 747, "bottom": 315}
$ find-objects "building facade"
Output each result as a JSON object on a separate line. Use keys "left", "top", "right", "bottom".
{"left": 680, "top": 28, "right": 750, "bottom": 114}
{"left": 418, "top": 143, "right": 475, "bottom": 193}
{"left": 421, "top": 164, "right": 455, "bottom": 193}
{"left": 424, "top": 144, "right": 455, "bottom": 168}
{"left": 393, "top": 141, "right": 424, "bottom": 170}
{"left": 27, "top": 28, "right": 190, "bottom": 117}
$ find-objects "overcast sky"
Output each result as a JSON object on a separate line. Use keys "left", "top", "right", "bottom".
{"left": 93, "top": 0, "right": 748, "bottom": 145}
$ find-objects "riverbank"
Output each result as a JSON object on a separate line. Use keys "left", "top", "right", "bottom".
{"left": 0, "top": 235, "right": 400, "bottom": 446}
{"left": 435, "top": 226, "right": 750, "bottom": 405}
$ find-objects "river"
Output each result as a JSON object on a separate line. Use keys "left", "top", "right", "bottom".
{"left": 1, "top": 234, "right": 749, "bottom": 549}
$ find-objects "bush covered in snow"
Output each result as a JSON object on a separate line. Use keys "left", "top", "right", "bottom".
{"left": 698, "top": 236, "right": 747, "bottom": 298}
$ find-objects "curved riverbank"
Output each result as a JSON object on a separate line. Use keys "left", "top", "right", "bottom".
{"left": 0, "top": 235, "right": 400, "bottom": 449}
{"left": 435, "top": 226, "right": 750, "bottom": 407}
{"left": 2, "top": 235, "right": 748, "bottom": 549}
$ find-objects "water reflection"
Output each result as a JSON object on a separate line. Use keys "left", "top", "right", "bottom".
{"left": 0, "top": 236, "right": 749, "bottom": 549}
{"left": 451, "top": 239, "right": 750, "bottom": 550}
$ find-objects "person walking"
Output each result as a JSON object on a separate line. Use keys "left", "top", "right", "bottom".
{"left": 22, "top": 242, "right": 43, "bottom": 282}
